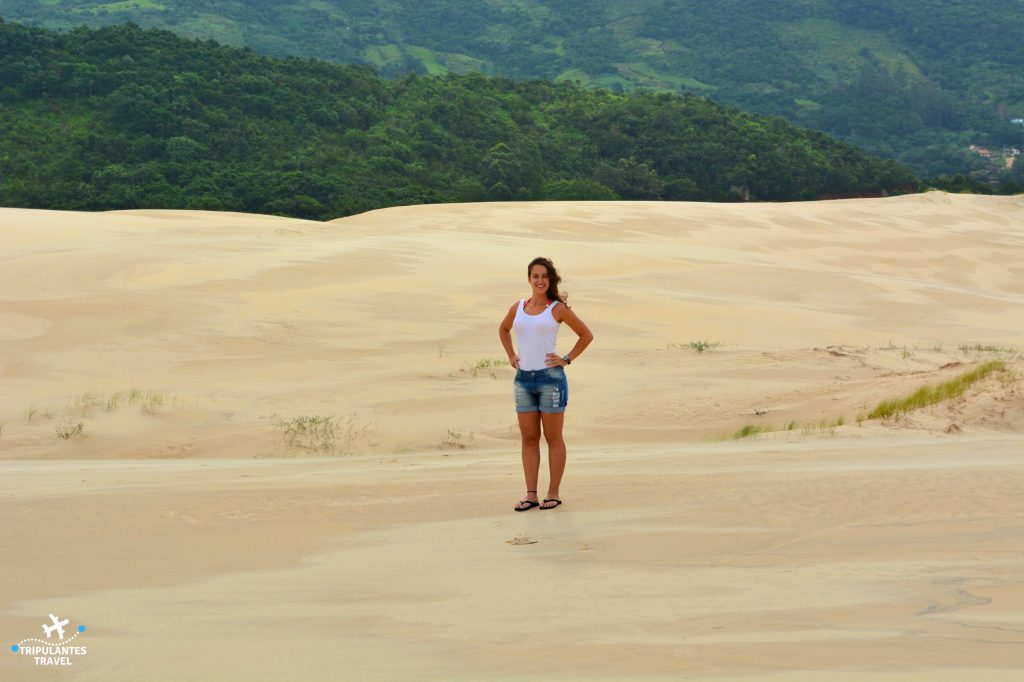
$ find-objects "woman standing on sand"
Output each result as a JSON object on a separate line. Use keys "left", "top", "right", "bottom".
{"left": 498, "top": 257, "right": 594, "bottom": 512}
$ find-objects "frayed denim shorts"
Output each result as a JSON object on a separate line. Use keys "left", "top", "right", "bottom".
{"left": 514, "top": 366, "right": 568, "bottom": 414}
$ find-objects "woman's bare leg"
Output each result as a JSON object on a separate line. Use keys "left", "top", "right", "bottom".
{"left": 540, "top": 411, "right": 565, "bottom": 506}
{"left": 517, "top": 411, "right": 542, "bottom": 505}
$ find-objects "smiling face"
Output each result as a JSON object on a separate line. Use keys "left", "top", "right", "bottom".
{"left": 528, "top": 263, "right": 550, "bottom": 297}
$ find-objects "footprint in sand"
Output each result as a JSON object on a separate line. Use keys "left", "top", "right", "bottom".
{"left": 162, "top": 510, "right": 208, "bottom": 526}
{"left": 506, "top": 534, "right": 537, "bottom": 545}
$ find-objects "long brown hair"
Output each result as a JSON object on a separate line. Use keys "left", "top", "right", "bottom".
{"left": 527, "top": 257, "right": 569, "bottom": 307}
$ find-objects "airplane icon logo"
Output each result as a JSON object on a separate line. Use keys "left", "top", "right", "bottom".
{"left": 41, "top": 614, "right": 69, "bottom": 640}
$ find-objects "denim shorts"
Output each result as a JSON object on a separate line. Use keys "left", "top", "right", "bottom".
{"left": 514, "top": 366, "right": 569, "bottom": 414}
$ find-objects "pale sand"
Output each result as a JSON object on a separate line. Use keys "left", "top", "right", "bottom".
{"left": 1, "top": 193, "right": 1022, "bottom": 680}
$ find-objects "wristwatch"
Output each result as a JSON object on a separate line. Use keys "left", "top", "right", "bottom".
{"left": 562, "top": 354, "right": 572, "bottom": 365}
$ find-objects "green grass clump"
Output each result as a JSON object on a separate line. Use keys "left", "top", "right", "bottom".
{"left": 105, "top": 393, "right": 123, "bottom": 412}
{"left": 813, "top": 416, "right": 844, "bottom": 436}
{"left": 274, "top": 414, "right": 374, "bottom": 455}
{"left": 69, "top": 391, "right": 105, "bottom": 417}
{"left": 733, "top": 424, "right": 766, "bottom": 439}
{"left": 56, "top": 420, "right": 85, "bottom": 440}
{"left": 276, "top": 415, "right": 339, "bottom": 453}
{"left": 689, "top": 340, "right": 720, "bottom": 353}
{"left": 462, "top": 357, "right": 509, "bottom": 378}
{"left": 139, "top": 391, "right": 166, "bottom": 415}
{"left": 668, "top": 340, "right": 722, "bottom": 353}
{"left": 958, "top": 343, "right": 1019, "bottom": 357}
{"left": 68, "top": 388, "right": 169, "bottom": 416}
{"left": 868, "top": 361, "right": 1006, "bottom": 420}
{"left": 728, "top": 414, "right": 850, "bottom": 440}
{"left": 441, "top": 429, "right": 476, "bottom": 449}
{"left": 27, "top": 405, "right": 57, "bottom": 421}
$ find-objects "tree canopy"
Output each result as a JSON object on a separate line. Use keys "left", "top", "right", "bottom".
{"left": 2, "top": 1, "right": 1021, "bottom": 178}
{"left": 0, "top": 20, "right": 918, "bottom": 219}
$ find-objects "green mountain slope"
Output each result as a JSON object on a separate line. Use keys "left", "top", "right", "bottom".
{"left": 0, "top": 20, "right": 915, "bottom": 218}
{"left": 1, "top": 0, "right": 1022, "bottom": 177}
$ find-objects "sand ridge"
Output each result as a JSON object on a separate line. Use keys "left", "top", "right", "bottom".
{"left": 1, "top": 193, "right": 1021, "bottom": 459}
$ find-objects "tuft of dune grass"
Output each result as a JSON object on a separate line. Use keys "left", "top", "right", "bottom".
{"left": 272, "top": 413, "right": 375, "bottom": 455}
{"left": 732, "top": 424, "right": 767, "bottom": 439}
{"left": 868, "top": 361, "right": 1006, "bottom": 420}
{"left": 668, "top": 340, "right": 722, "bottom": 353}
{"left": 462, "top": 357, "right": 508, "bottom": 378}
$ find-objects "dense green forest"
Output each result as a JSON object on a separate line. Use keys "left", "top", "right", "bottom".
{"left": 0, "top": 19, "right": 919, "bottom": 219}
{"left": 1, "top": 0, "right": 1022, "bottom": 179}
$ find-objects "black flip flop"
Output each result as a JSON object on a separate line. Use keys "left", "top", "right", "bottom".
{"left": 540, "top": 498, "right": 562, "bottom": 509}
{"left": 515, "top": 500, "right": 540, "bottom": 512}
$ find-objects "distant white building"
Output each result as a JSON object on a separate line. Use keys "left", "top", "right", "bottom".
{"left": 1011, "top": 117, "right": 1024, "bottom": 125}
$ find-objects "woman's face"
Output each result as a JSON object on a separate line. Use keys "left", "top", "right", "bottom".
{"left": 528, "top": 264, "right": 550, "bottom": 295}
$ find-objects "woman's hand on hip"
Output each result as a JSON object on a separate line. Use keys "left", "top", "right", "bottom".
{"left": 545, "top": 353, "right": 567, "bottom": 367}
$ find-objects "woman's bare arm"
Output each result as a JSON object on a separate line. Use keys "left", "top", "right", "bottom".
{"left": 553, "top": 305, "right": 594, "bottom": 364}
{"left": 498, "top": 302, "right": 519, "bottom": 368}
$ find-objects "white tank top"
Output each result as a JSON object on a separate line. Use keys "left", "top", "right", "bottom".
{"left": 513, "top": 298, "right": 561, "bottom": 371}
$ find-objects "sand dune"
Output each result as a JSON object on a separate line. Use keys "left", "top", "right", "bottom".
{"left": 1, "top": 193, "right": 1021, "bottom": 458}
{"left": 1, "top": 194, "right": 1022, "bottom": 680}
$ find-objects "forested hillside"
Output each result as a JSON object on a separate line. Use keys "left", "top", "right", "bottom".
{"left": 1, "top": 0, "right": 1022, "bottom": 178}
{"left": 0, "top": 20, "right": 916, "bottom": 219}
